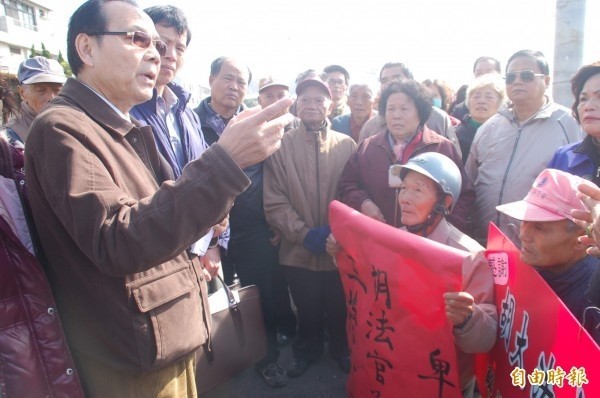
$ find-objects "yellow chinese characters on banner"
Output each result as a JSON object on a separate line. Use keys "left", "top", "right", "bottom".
{"left": 510, "top": 366, "right": 589, "bottom": 389}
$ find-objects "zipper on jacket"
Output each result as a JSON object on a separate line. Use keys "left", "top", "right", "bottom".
{"left": 379, "top": 134, "right": 399, "bottom": 227}
{"left": 315, "top": 130, "right": 321, "bottom": 225}
{"left": 315, "top": 130, "right": 321, "bottom": 268}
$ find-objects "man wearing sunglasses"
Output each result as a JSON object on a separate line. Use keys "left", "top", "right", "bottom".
{"left": 23, "top": 0, "right": 293, "bottom": 396}
{"left": 465, "top": 49, "right": 582, "bottom": 246}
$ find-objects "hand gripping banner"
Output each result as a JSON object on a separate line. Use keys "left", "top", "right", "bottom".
{"left": 330, "top": 200, "right": 467, "bottom": 398}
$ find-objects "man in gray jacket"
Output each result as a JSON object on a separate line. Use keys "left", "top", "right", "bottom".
{"left": 465, "top": 50, "right": 582, "bottom": 245}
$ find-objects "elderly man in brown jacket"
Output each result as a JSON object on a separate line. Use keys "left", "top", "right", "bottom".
{"left": 264, "top": 77, "right": 356, "bottom": 378}
{"left": 23, "top": 1, "right": 292, "bottom": 396}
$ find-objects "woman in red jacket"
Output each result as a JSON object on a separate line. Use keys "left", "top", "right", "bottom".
{"left": 338, "top": 80, "right": 475, "bottom": 234}
{"left": 0, "top": 135, "right": 84, "bottom": 397}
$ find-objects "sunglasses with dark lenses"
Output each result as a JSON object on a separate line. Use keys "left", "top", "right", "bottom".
{"left": 504, "top": 70, "right": 545, "bottom": 85}
{"left": 88, "top": 31, "right": 167, "bottom": 57}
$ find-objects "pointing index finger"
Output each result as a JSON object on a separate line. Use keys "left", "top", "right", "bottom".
{"left": 245, "top": 97, "right": 294, "bottom": 125}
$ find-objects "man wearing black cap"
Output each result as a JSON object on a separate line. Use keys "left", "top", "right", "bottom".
{"left": 5, "top": 56, "right": 67, "bottom": 143}
{"left": 264, "top": 77, "right": 356, "bottom": 377}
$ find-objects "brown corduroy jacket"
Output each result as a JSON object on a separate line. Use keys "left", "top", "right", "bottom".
{"left": 25, "top": 78, "right": 250, "bottom": 374}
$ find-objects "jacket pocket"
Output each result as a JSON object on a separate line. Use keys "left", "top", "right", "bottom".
{"left": 131, "top": 266, "right": 206, "bottom": 372}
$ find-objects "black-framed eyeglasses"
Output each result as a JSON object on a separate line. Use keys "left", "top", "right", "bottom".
{"left": 88, "top": 31, "right": 167, "bottom": 57}
{"left": 327, "top": 78, "right": 345, "bottom": 86}
{"left": 504, "top": 70, "right": 545, "bottom": 85}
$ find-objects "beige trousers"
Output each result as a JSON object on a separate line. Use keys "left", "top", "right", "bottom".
{"left": 74, "top": 351, "right": 197, "bottom": 398}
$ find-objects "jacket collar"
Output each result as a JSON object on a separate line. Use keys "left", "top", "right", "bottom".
{"left": 537, "top": 254, "right": 598, "bottom": 295}
{"left": 420, "top": 126, "right": 445, "bottom": 144}
{"left": 57, "top": 78, "right": 137, "bottom": 137}
{"left": 199, "top": 96, "right": 245, "bottom": 119}
{"left": 573, "top": 134, "right": 597, "bottom": 155}
{"left": 500, "top": 95, "right": 554, "bottom": 123}
{"left": 298, "top": 119, "right": 331, "bottom": 141}
{"left": 373, "top": 126, "right": 443, "bottom": 157}
{"left": 165, "top": 81, "right": 191, "bottom": 111}
{"left": 19, "top": 101, "right": 37, "bottom": 125}
{"left": 133, "top": 81, "right": 191, "bottom": 118}
{"left": 427, "top": 217, "right": 452, "bottom": 243}
{"left": 5, "top": 101, "right": 37, "bottom": 137}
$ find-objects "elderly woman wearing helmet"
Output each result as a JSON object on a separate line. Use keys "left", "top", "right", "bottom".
{"left": 328, "top": 152, "right": 497, "bottom": 398}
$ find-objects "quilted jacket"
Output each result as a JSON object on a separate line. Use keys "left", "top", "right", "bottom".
{"left": 0, "top": 137, "right": 84, "bottom": 397}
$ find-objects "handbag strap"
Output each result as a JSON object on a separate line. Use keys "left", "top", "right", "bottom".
{"left": 203, "top": 275, "right": 239, "bottom": 364}
{"left": 214, "top": 275, "right": 238, "bottom": 310}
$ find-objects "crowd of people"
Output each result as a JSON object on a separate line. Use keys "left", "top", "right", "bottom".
{"left": 0, "top": 0, "right": 598, "bottom": 397}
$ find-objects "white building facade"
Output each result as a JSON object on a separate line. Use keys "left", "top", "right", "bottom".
{"left": 0, "top": 0, "right": 57, "bottom": 75}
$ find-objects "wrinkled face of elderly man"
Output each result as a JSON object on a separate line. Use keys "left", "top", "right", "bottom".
{"left": 258, "top": 85, "right": 289, "bottom": 108}
{"left": 519, "top": 219, "right": 585, "bottom": 274}
{"left": 76, "top": 1, "right": 163, "bottom": 112}
{"left": 347, "top": 85, "right": 374, "bottom": 121}
{"left": 18, "top": 83, "right": 63, "bottom": 114}
{"left": 209, "top": 58, "right": 249, "bottom": 117}
{"left": 296, "top": 84, "right": 333, "bottom": 130}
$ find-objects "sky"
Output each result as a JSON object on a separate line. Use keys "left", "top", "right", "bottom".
{"left": 48, "top": 0, "right": 597, "bottom": 98}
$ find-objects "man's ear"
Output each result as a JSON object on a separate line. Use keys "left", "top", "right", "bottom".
{"left": 75, "top": 33, "right": 95, "bottom": 68}
{"left": 443, "top": 195, "right": 453, "bottom": 212}
{"left": 573, "top": 228, "right": 589, "bottom": 254}
{"left": 208, "top": 75, "right": 215, "bottom": 87}
{"left": 325, "top": 99, "right": 334, "bottom": 117}
{"left": 544, "top": 75, "right": 551, "bottom": 89}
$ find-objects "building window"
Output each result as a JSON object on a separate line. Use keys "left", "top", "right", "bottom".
{"left": 9, "top": 46, "right": 21, "bottom": 55}
{"left": 2, "top": 0, "right": 37, "bottom": 31}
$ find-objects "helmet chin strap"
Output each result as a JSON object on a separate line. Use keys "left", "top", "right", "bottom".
{"left": 405, "top": 198, "right": 448, "bottom": 236}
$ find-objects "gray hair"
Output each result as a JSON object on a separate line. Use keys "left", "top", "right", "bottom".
{"left": 348, "top": 84, "right": 374, "bottom": 98}
{"left": 466, "top": 74, "right": 506, "bottom": 107}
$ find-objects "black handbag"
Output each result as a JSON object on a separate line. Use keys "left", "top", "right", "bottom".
{"left": 196, "top": 276, "right": 267, "bottom": 395}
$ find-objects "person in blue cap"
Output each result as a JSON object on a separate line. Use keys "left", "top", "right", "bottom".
{"left": 4, "top": 56, "right": 67, "bottom": 143}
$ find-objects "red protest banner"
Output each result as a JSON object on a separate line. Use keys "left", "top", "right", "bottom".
{"left": 330, "top": 200, "right": 466, "bottom": 398}
{"left": 475, "top": 223, "right": 600, "bottom": 397}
